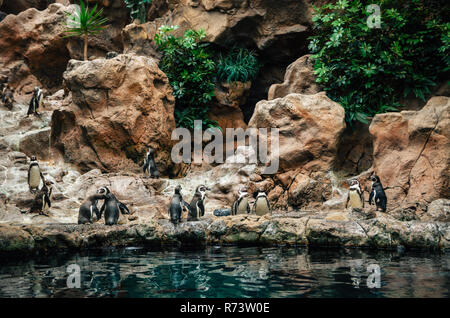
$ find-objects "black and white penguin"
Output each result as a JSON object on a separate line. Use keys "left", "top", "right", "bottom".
{"left": 346, "top": 179, "right": 364, "bottom": 209}
{"left": 1, "top": 83, "right": 14, "bottom": 110}
{"left": 369, "top": 175, "right": 387, "bottom": 212}
{"left": 29, "top": 180, "right": 53, "bottom": 215}
{"left": 78, "top": 193, "right": 107, "bottom": 224}
{"left": 187, "top": 185, "right": 209, "bottom": 221}
{"left": 168, "top": 185, "right": 188, "bottom": 224}
{"left": 97, "top": 186, "right": 131, "bottom": 225}
{"left": 142, "top": 147, "right": 159, "bottom": 179}
{"left": 253, "top": 188, "right": 271, "bottom": 216}
{"left": 27, "top": 156, "right": 45, "bottom": 193}
{"left": 27, "top": 86, "right": 43, "bottom": 116}
{"left": 231, "top": 186, "right": 250, "bottom": 215}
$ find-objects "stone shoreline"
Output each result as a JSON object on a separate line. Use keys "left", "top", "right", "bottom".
{"left": 1, "top": 213, "right": 449, "bottom": 256}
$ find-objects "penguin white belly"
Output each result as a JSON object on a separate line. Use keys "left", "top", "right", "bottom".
{"left": 349, "top": 191, "right": 363, "bottom": 209}
{"left": 29, "top": 166, "right": 41, "bottom": 189}
{"left": 236, "top": 198, "right": 249, "bottom": 214}
{"left": 254, "top": 199, "right": 269, "bottom": 216}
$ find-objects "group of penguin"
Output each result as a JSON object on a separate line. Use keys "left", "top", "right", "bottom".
{"left": 168, "top": 184, "right": 272, "bottom": 225}
{"left": 345, "top": 176, "right": 387, "bottom": 212}
{"left": 25, "top": 145, "right": 388, "bottom": 226}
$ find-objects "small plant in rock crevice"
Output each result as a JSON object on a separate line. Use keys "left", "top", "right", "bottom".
{"left": 216, "top": 48, "right": 260, "bottom": 83}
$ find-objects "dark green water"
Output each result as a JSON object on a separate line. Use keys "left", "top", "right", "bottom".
{"left": 0, "top": 246, "right": 449, "bottom": 298}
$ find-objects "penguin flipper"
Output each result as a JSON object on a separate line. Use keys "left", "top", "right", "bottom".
{"left": 118, "top": 202, "right": 130, "bottom": 214}
{"left": 142, "top": 160, "right": 148, "bottom": 173}
{"left": 368, "top": 189, "right": 374, "bottom": 205}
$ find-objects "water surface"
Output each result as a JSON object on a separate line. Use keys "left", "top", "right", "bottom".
{"left": 0, "top": 247, "right": 448, "bottom": 298}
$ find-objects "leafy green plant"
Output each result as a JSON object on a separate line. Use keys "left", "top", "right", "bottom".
{"left": 155, "top": 25, "right": 218, "bottom": 129}
{"left": 217, "top": 48, "right": 260, "bottom": 83}
{"left": 309, "top": 0, "right": 449, "bottom": 125}
{"left": 64, "top": 0, "right": 108, "bottom": 61}
{"left": 123, "top": 0, "right": 152, "bottom": 23}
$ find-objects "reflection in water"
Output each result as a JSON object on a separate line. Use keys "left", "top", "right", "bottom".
{"left": 0, "top": 247, "right": 448, "bottom": 298}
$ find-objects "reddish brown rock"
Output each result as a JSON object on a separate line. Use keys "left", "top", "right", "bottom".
{"left": 268, "top": 55, "right": 321, "bottom": 100}
{"left": 369, "top": 96, "right": 450, "bottom": 207}
{"left": 0, "top": 4, "right": 74, "bottom": 92}
{"left": 249, "top": 92, "right": 346, "bottom": 173}
{"left": 51, "top": 54, "right": 176, "bottom": 174}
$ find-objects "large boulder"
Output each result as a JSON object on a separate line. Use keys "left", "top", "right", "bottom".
{"left": 51, "top": 54, "right": 176, "bottom": 174}
{"left": 369, "top": 96, "right": 450, "bottom": 207}
{"left": 268, "top": 54, "right": 320, "bottom": 100}
{"left": 248, "top": 92, "right": 346, "bottom": 209}
{"left": 0, "top": 4, "right": 75, "bottom": 93}
{"left": 249, "top": 92, "right": 346, "bottom": 173}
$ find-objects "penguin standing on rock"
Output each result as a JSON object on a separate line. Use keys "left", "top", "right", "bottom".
{"left": 78, "top": 193, "right": 107, "bottom": 224}
{"left": 232, "top": 186, "right": 250, "bottom": 215}
{"left": 253, "top": 188, "right": 271, "bottom": 216}
{"left": 28, "top": 156, "right": 45, "bottom": 193}
{"left": 142, "top": 147, "right": 159, "bottom": 179}
{"left": 169, "top": 185, "right": 189, "bottom": 224}
{"left": 27, "top": 86, "right": 43, "bottom": 117}
{"left": 97, "top": 187, "right": 131, "bottom": 225}
{"left": 346, "top": 179, "right": 364, "bottom": 209}
{"left": 369, "top": 175, "right": 387, "bottom": 212}
{"left": 29, "top": 180, "right": 54, "bottom": 215}
{"left": 188, "top": 185, "right": 209, "bottom": 221}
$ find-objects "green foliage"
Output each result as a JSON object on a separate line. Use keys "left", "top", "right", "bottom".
{"left": 309, "top": 0, "right": 449, "bottom": 125}
{"left": 155, "top": 25, "right": 218, "bottom": 129}
{"left": 216, "top": 48, "right": 260, "bottom": 83}
{"left": 123, "top": 0, "right": 152, "bottom": 23}
{"left": 64, "top": 0, "right": 108, "bottom": 60}
{"left": 64, "top": 0, "right": 108, "bottom": 37}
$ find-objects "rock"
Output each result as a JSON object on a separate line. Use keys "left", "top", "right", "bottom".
{"left": 0, "top": 0, "right": 50, "bottom": 14}
{"left": 208, "top": 81, "right": 250, "bottom": 130}
{"left": 287, "top": 172, "right": 332, "bottom": 209}
{"left": 249, "top": 92, "right": 346, "bottom": 173}
{"left": 422, "top": 199, "right": 450, "bottom": 222}
{"left": 369, "top": 96, "right": 450, "bottom": 207}
{"left": 0, "top": 224, "right": 35, "bottom": 253}
{"left": 51, "top": 54, "right": 176, "bottom": 174}
{"left": 122, "top": 21, "right": 162, "bottom": 58}
{"left": 268, "top": 55, "right": 320, "bottom": 100}
{"left": 0, "top": 4, "right": 77, "bottom": 92}
{"left": 18, "top": 127, "right": 51, "bottom": 160}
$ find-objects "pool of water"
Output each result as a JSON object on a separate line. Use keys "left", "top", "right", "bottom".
{"left": 0, "top": 246, "right": 449, "bottom": 298}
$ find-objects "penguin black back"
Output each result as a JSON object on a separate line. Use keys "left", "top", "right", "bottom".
{"left": 101, "top": 193, "right": 120, "bottom": 226}
{"left": 169, "top": 185, "right": 184, "bottom": 224}
{"left": 369, "top": 175, "right": 387, "bottom": 212}
{"left": 78, "top": 193, "right": 106, "bottom": 224}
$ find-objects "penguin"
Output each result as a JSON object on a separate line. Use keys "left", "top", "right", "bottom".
{"left": 78, "top": 193, "right": 107, "bottom": 224}
{"left": 105, "top": 51, "right": 118, "bottom": 59}
{"left": 253, "top": 188, "right": 271, "bottom": 216}
{"left": 187, "top": 185, "right": 210, "bottom": 221}
{"left": 169, "top": 185, "right": 189, "bottom": 224}
{"left": 29, "top": 180, "right": 53, "bottom": 215}
{"left": 27, "top": 156, "right": 45, "bottom": 193}
{"left": 346, "top": 179, "right": 365, "bottom": 209}
{"left": 1, "top": 83, "right": 13, "bottom": 110}
{"left": 142, "top": 147, "right": 159, "bottom": 179}
{"left": 27, "top": 86, "right": 43, "bottom": 117}
{"left": 369, "top": 174, "right": 387, "bottom": 212}
{"left": 97, "top": 186, "right": 131, "bottom": 225}
{"left": 231, "top": 186, "right": 250, "bottom": 215}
